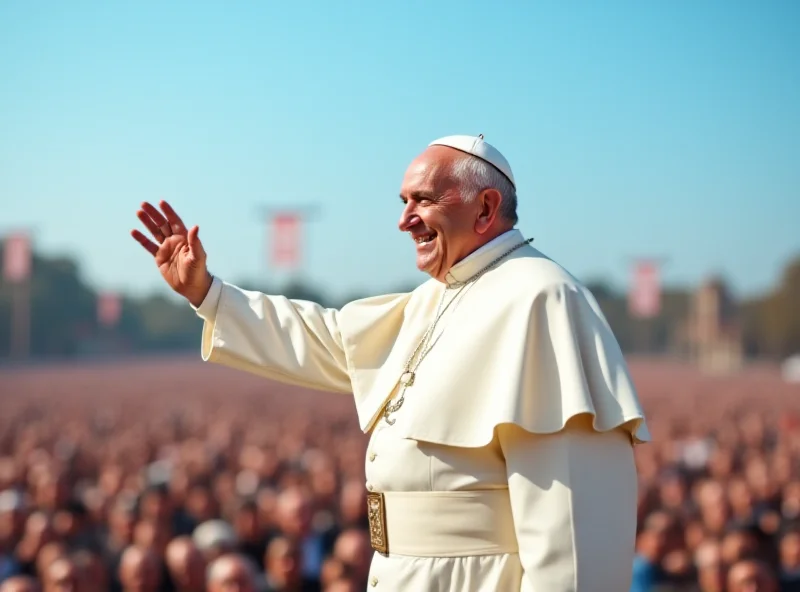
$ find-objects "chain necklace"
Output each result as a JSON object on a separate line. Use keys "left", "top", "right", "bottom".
{"left": 382, "top": 237, "right": 533, "bottom": 425}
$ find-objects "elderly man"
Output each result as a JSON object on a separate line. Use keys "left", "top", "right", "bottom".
{"left": 132, "top": 134, "right": 649, "bottom": 590}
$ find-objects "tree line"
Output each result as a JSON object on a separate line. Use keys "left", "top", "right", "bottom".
{"left": 0, "top": 246, "right": 797, "bottom": 361}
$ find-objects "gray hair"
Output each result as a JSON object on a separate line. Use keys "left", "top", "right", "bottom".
{"left": 450, "top": 155, "right": 518, "bottom": 225}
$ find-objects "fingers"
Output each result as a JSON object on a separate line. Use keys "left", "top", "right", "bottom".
{"left": 137, "top": 209, "right": 166, "bottom": 243}
{"left": 134, "top": 200, "right": 194, "bottom": 257}
{"left": 160, "top": 200, "right": 187, "bottom": 235}
{"left": 187, "top": 225, "right": 205, "bottom": 260}
{"left": 187, "top": 225, "right": 199, "bottom": 250}
{"left": 137, "top": 200, "right": 189, "bottom": 243}
{"left": 141, "top": 201, "right": 169, "bottom": 230}
{"left": 131, "top": 229, "right": 158, "bottom": 256}
{"left": 139, "top": 202, "right": 172, "bottom": 240}
{"left": 139, "top": 201, "right": 179, "bottom": 239}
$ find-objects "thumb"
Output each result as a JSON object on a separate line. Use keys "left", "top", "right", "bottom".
{"left": 187, "top": 225, "right": 205, "bottom": 261}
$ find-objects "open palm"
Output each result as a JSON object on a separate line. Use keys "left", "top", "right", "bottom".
{"left": 131, "top": 200, "right": 212, "bottom": 306}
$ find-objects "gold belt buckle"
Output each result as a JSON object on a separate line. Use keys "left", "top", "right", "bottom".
{"left": 367, "top": 491, "right": 389, "bottom": 555}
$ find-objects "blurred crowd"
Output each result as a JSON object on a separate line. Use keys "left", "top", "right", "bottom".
{"left": 0, "top": 361, "right": 372, "bottom": 592}
{"left": 1, "top": 359, "right": 800, "bottom": 592}
{"left": 631, "top": 363, "right": 800, "bottom": 592}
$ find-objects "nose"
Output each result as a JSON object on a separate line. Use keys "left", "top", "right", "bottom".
{"left": 398, "top": 201, "right": 421, "bottom": 232}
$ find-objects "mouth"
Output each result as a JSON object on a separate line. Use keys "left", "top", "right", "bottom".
{"left": 412, "top": 231, "right": 437, "bottom": 246}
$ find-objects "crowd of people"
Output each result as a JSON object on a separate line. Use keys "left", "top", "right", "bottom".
{"left": 0, "top": 359, "right": 371, "bottom": 592}
{"left": 630, "top": 361, "right": 800, "bottom": 592}
{"left": 0, "top": 357, "right": 799, "bottom": 591}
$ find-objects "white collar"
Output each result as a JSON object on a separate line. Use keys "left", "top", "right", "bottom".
{"left": 444, "top": 229, "right": 524, "bottom": 286}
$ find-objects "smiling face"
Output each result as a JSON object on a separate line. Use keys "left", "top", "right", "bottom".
{"left": 398, "top": 146, "right": 507, "bottom": 282}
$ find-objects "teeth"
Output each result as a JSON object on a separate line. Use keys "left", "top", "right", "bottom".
{"left": 415, "top": 235, "right": 434, "bottom": 244}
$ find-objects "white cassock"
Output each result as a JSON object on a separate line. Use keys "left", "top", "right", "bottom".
{"left": 194, "top": 228, "right": 650, "bottom": 591}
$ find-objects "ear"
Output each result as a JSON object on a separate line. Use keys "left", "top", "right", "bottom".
{"left": 474, "top": 188, "right": 503, "bottom": 234}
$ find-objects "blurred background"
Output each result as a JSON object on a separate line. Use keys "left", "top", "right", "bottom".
{"left": 0, "top": 1, "right": 798, "bottom": 591}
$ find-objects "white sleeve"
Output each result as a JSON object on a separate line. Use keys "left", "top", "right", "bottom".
{"left": 194, "top": 275, "right": 224, "bottom": 320}
{"left": 194, "top": 277, "right": 352, "bottom": 393}
{"left": 498, "top": 418, "right": 638, "bottom": 591}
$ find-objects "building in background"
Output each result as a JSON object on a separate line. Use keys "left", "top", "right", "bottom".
{"left": 679, "top": 277, "right": 744, "bottom": 374}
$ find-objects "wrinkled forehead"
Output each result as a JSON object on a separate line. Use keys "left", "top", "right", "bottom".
{"left": 400, "top": 146, "right": 461, "bottom": 195}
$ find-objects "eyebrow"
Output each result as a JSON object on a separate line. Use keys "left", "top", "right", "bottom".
{"left": 399, "top": 191, "right": 436, "bottom": 201}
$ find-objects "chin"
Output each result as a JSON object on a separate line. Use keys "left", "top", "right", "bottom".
{"left": 416, "top": 259, "right": 435, "bottom": 277}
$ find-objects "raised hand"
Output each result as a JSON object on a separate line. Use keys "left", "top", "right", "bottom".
{"left": 131, "top": 200, "right": 213, "bottom": 307}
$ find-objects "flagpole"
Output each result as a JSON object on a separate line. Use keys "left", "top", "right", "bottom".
{"left": 3, "top": 231, "right": 33, "bottom": 361}
{"left": 11, "top": 279, "right": 30, "bottom": 360}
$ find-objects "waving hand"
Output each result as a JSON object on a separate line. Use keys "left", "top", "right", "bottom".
{"left": 131, "top": 200, "right": 213, "bottom": 307}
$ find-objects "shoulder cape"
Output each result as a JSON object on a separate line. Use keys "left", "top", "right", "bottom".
{"left": 338, "top": 245, "right": 650, "bottom": 447}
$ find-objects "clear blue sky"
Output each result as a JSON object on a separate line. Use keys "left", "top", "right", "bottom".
{"left": 1, "top": 0, "right": 798, "bottom": 301}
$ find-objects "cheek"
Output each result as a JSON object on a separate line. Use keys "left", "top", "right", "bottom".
{"left": 416, "top": 208, "right": 440, "bottom": 228}
{"left": 421, "top": 202, "right": 461, "bottom": 227}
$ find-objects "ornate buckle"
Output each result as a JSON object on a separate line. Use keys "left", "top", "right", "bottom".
{"left": 366, "top": 491, "right": 388, "bottom": 555}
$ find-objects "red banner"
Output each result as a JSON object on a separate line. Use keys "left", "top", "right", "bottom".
{"left": 97, "top": 292, "right": 122, "bottom": 328}
{"left": 3, "top": 233, "right": 31, "bottom": 283}
{"left": 629, "top": 261, "right": 661, "bottom": 318}
{"left": 270, "top": 213, "right": 302, "bottom": 269}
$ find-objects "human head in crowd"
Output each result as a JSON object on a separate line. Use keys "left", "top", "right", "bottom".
{"left": 132, "top": 519, "right": 171, "bottom": 558}
{"left": 319, "top": 556, "right": 347, "bottom": 589}
{"left": 263, "top": 536, "right": 300, "bottom": 591}
{"left": 137, "top": 484, "right": 173, "bottom": 526}
{"left": 42, "top": 557, "right": 77, "bottom": 592}
{"left": 0, "top": 577, "right": 40, "bottom": 592}
{"left": 51, "top": 500, "right": 89, "bottom": 545}
{"left": 33, "top": 543, "right": 66, "bottom": 582}
{"left": 192, "top": 520, "right": 238, "bottom": 563}
{"left": 273, "top": 488, "right": 313, "bottom": 541}
{"left": 206, "top": 554, "right": 257, "bottom": 592}
{"left": 636, "top": 510, "right": 683, "bottom": 566}
{"left": 0, "top": 490, "right": 27, "bottom": 546}
{"left": 70, "top": 550, "right": 108, "bottom": 592}
{"left": 727, "top": 558, "right": 779, "bottom": 592}
{"left": 107, "top": 494, "right": 138, "bottom": 549}
{"left": 230, "top": 498, "right": 268, "bottom": 567}
{"left": 332, "top": 529, "right": 371, "bottom": 589}
{"left": 694, "top": 539, "right": 725, "bottom": 592}
{"left": 338, "top": 480, "right": 368, "bottom": 529}
{"left": 720, "top": 524, "right": 764, "bottom": 566}
{"left": 118, "top": 546, "right": 161, "bottom": 592}
{"left": 164, "top": 536, "right": 205, "bottom": 592}
{"left": 324, "top": 580, "right": 360, "bottom": 592}
{"left": 34, "top": 474, "right": 70, "bottom": 515}
{"left": 778, "top": 523, "right": 800, "bottom": 586}
{"left": 15, "top": 513, "right": 55, "bottom": 570}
